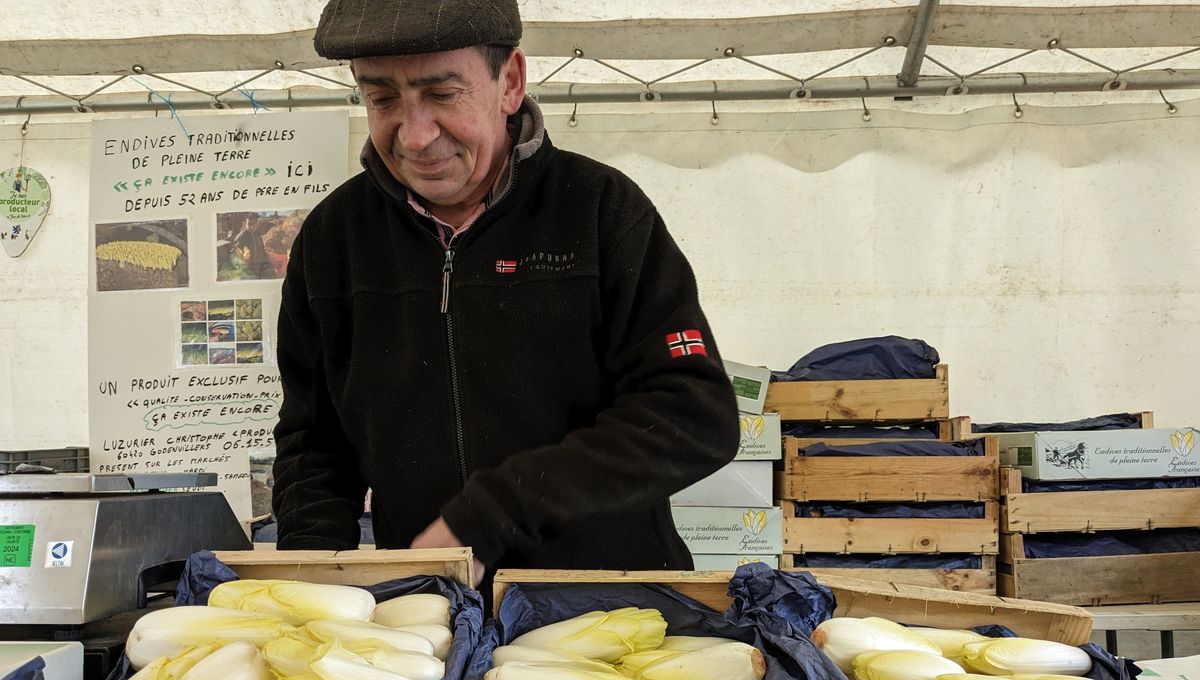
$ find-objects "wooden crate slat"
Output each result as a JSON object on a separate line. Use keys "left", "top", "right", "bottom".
{"left": 780, "top": 456, "right": 997, "bottom": 502}
{"left": 212, "top": 548, "right": 475, "bottom": 588}
{"left": 494, "top": 568, "right": 1091, "bottom": 645}
{"left": 763, "top": 364, "right": 949, "bottom": 422}
{"left": 785, "top": 555, "right": 996, "bottom": 594}
{"left": 782, "top": 501, "right": 999, "bottom": 554}
{"left": 999, "top": 550, "right": 1200, "bottom": 606}
{"left": 1004, "top": 487, "right": 1200, "bottom": 533}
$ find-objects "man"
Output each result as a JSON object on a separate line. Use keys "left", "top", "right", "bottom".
{"left": 272, "top": 0, "right": 738, "bottom": 586}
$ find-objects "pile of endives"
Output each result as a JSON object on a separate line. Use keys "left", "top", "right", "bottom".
{"left": 812, "top": 617, "right": 1094, "bottom": 680}
{"left": 485, "top": 608, "right": 766, "bottom": 680}
{"left": 126, "top": 579, "right": 454, "bottom": 680}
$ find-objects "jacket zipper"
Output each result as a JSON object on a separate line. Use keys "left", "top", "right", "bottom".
{"left": 441, "top": 247, "right": 468, "bottom": 487}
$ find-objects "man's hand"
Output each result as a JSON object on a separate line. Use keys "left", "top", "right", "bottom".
{"left": 410, "top": 516, "right": 486, "bottom": 588}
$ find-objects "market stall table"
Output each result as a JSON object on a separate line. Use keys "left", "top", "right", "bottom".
{"left": 1085, "top": 602, "right": 1200, "bottom": 658}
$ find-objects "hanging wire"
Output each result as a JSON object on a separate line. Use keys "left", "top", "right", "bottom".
{"left": 648, "top": 59, "right": 713, "bottom": 86}
{"left": 1119, "top": 46, "right": 1200, "bottom": 75}
{"left": 735, "top": 56, "right": 806, "bottom": 86}
{"left": 568, "top": 101, "right": 578, "bottom": 127}
{"left": 1159, "top": 90, "right": 1178, "bottom": 114}
{"left": 963, "top": 49, "right": 1039, "bottom": 80}
{"left": 804, "top": 36, "right": 897, "bottom": 83}
{"left": 1012, "top": 93, "right": 1024, "bottom": 119}
{"left": 860, "top": 97, "right": 871, "bottom": 122}
{"left": 536, "top": 55, "right": 579, "bottom": 87}
{"left": 710, "top": 82, "right": 720, "bottom": 126}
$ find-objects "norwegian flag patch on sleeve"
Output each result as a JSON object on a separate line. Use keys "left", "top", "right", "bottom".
{"left": 666, "top": 329, "right": 707, "bottom": 358}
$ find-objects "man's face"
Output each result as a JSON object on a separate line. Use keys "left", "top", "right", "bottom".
{"left": 353, "top": 48, "right": 525, "bottom": 210}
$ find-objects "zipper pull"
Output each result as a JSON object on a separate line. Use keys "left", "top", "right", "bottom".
{"left": 440, "top": 249, "right": 455, "bottom": 314}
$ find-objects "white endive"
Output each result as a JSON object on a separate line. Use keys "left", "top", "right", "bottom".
{"left": 394, "top": 624, "right": 452, "bottom": 660}
{"left": 309, "top": 642, "right": 413, "bottom": 680}
{"left": 811, "top": 618, "right": 941, "bottom": 673}
{"left": 962, "top": 639, "right": 1092, "bottom": 676}
{"left": 484, "top": 661, "right": 626, "bottom": 679}
{"left": 852, "top": 650, "right": 964, "bottom": 680}
{"left": 372, "top": 593, "right": 452, "bottom": 628}
{"left": 262, "top": 637, "right": 321, "bottom": 677}
{"left": 633, "top": 642, "right": 766, "bottom": 680}
{"left": 305, "top": 619, "right": 435, "bottom": 656}
{"left": 658, "top": 636, "right": 731, "bottom": 651}
{"left": 178, "top": 641, "right": 269, "bottom": 680}
{"left": 208, "top": 579, "right": 376, "bottom": 626}
{"left": 128, "top": 642, "right": 223, "bottom": 680}
{"left": 510, "top": 608, "right": 667, "bottom": 662}
{"left": 908, "top": 628, "right": 989, "bottom": 663}
{"left": 359, "top": 647, "right": 444, "bottom": 680}
{"left": 126, "top": 606, "right": 292, "bottom": 670}
{"left": 492, "top": 645, "right": 618, "bottom": 672}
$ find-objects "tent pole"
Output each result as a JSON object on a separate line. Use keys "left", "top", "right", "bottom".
{"left": 898, "top": 0, "right": 941, "bottom": 88}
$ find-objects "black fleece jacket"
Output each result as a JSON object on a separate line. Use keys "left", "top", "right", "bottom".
{"left": 272, "top": 98, "right": 738, "bottom": 569}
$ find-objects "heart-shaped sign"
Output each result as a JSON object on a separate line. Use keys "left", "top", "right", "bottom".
{"left": 1, "top": 166, "right": 51, "bottom": 258}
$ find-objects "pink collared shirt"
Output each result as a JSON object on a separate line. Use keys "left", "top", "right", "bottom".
{"left": 406, "top": 155, "right": 511, "bottom": 248}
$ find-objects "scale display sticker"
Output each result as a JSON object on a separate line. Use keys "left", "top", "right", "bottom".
{"left": 731, "top": 376, "right": 763, "bottom": 400}
{"left": 0, "top": 524, "right": 36, "bottom": 567}
{"left": 45, "top": 540, "right": 74, "bottom": 568}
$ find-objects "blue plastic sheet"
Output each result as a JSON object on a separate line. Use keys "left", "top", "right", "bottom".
{"left": 107, "top": 550, "right": 485, "bottom": 680}
{"left": 1, "top": 656, "right": 45, "bottom": 680}
{"left": 1023, "top": 529, "right": 1200, "bottom": 558}
{"left": 792, "top": 502, "right": 985, "bottom": 519}
{"left": 781, "top": 422, "right": 940, "bottom": 439}
{"left": 972, "top": 414, "right": 1144, "bottom": 433}
{"left": 772, "top": 337, "right": 940, "bottom": 382}
{"left": 799, "top": 439, "right": 984, "bottom": 458}
{"left": 1023, "top": 477, "right": 1200, "bottom": 493}
{"left": 791, "top": 554, "right": 983, "bottom": 569}
{"left": 469, "top": 563, "right": 847, "bottom": 680}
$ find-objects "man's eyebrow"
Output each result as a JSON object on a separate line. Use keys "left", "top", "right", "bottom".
{"left": 356, "top": 72, "right": 465, "bottom": 89}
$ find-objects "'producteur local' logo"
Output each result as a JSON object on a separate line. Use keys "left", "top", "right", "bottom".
{"left": 739, "top": 415, "right": 765, "bottom": 440}
{"left": 741, "top": 510, "right": 767, "bottom": 535}
{"left": 1171, "top": 428, "right": 1197, "bottom": 457}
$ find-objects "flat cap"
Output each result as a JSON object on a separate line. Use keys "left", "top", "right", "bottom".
{"left": 314, "top": 0, "right": 522, "bottom": 60}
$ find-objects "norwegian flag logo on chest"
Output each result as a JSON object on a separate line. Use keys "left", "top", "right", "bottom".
{"left": 495, "top": 260, "right": 517, "bottom": 274}
{"left": 666, "top": 329, "right": 707, "bottom": 358}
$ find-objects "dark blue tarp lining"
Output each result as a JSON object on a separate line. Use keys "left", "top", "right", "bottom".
{"left": 792, "top": 502, "right": 985, "bottom": 519}
{"left": 781, "top": 422, "right": 941, "bottom": 439}
{"left": 1022, "top": 529, "right": 1200, "bottom": 558}
{"left": 973, "top": 414, "right": 1144, "bottom": 433}
{"left": 1022, "top": 477, "right": 1200, "bottom": 492}
{"left": 798, "top": 439, "right": 985, "bottom": 458}
{"left": 106, "top": 550, "right": 484, "bottom": 680}
{"left": 789, "top": 554, "right": 983, "bottom": 569}
{"left": 772, "top": 337, "right": 939, "bottom": 382}
{"left": 1, "top": 656, "right": 45, "bottom": 680}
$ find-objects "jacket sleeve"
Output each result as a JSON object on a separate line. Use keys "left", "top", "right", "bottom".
{"left": 440, "top": 206, "right": 739, "bottom": 566}
{"left": 271, "top": 230, "right": 368, "bottom": 550}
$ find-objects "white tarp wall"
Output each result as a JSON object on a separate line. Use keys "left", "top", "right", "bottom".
{"left": 2, "top": 98, "right": 1198, "bottom": 449}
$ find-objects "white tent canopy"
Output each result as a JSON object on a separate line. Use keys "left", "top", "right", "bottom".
{"left": 3, "top": 1, "right": 1200, "bottom": 113}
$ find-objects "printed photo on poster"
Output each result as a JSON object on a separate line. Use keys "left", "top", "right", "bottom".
{"left": 216, "top": 209, "right": 307, "bottom": 281}
{"left": 177, "top": 298, "right": 267, "bottom": 367}
{"left": 249, "top": 449, "right": 276, "bottom": 518}
{"left": 96, "top": 219, "right": 189, "bottom": 291}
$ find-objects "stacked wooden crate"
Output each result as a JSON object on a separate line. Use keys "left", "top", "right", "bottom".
{"left": 996, "top": 422, "right": 1200, "bottom": 606}
{"left": 769, "top": 365, "right": 1001, "bottom": 594}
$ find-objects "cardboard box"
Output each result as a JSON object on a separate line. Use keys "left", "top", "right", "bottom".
{"left": 690, "top": 553, "right": 780, "bottom": 570}
{"left": 735, "top": 412, "right": 782, "bottom": 461}
{"left": 724, "top": 360, "right": 770, "bottom": 414}
{"left": 671, "top": 461, "right": 772, "bottom": 507}
{"left": 672, "top": 506, "right": 783, "bottom": 554}
{"left": 996, "top": 428, "right": 1200, "bottom": 480}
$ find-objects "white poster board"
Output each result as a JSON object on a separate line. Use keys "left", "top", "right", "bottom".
{"left": 87, "top": 110, "right": 349, "bottom": 521}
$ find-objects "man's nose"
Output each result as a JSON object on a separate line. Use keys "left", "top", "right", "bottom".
{"left": 396, "top": 106, "right": 439, "bottom": 154}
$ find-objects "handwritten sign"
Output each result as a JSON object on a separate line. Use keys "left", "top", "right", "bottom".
{"left": 88, "top": 111, "right": 349, "bottom": 521}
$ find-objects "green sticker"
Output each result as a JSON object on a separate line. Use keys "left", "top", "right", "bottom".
{"left": 1017, "top": 446, "right": 1034, "bottom": 467}
{"left": 0, "top": 524, "right": 36, "bottom": 567}
{"left": 730, "top": 376, "right": 762, "bottom": 400}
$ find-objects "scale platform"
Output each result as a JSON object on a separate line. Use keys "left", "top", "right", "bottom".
{"left": 0, "top": 473, "right": 251, "bottom": 626}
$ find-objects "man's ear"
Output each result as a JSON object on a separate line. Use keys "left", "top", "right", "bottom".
{"left": 500, "top": 49, "right": 527, "bottom": 115}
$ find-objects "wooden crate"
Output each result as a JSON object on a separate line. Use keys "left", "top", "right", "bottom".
{"left": 784, "top": 416, "right": 971, "bottom": 449}
{"left": 999, "top": 534, "right": 1200, "bottom": 606}
{"left": 762, "top": 365, "right": 949, "bottom": 422}
{"left": 999, "top": 467, "right": 1200, "bottom": 533}
{"left": 492, "top": 569, "right": 1092, "bottom": 644}
{"left": 212, "top": 548, "right": 475, "bottom": 588}
{"left": 784, "top": 554, "right": 996, "bottom": 594}
{"left": 781, "top": 500, "right": 999, "bottom": 555}
{"left": 778, "top": 435, "right": 998, "bottom": 502}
